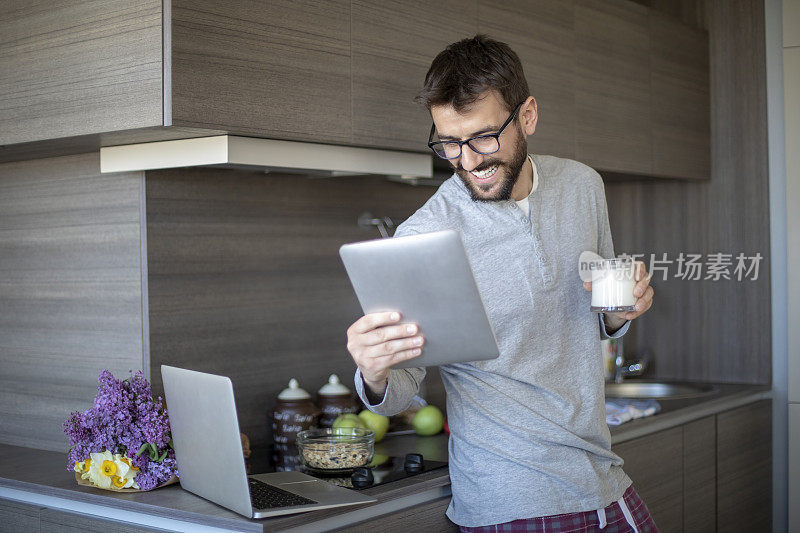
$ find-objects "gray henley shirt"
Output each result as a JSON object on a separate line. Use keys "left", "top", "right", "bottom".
{"left": 354, "top": 154, "right": 633, "bottom": 527}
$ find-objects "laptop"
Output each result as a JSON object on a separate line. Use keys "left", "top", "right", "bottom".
{"left": 339, "top": 229, "right": 500, "bottom": 368}
{"left": 161, "top": 365, "right": 376, "bottom": 518}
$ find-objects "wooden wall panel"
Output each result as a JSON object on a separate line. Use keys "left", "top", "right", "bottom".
{"left": 479, "top": 0, "right": 576, "bottom": 159}
{"left": 170, "top": 0, "right": 351, "bottom": 144}
{"left": 351, "top": 0, "right": 477, "bottom": 151}
{"left": 603, "top": 0, "right": 770, "bottom": 384}
{"left": 145, "top": 170, "right": 439, "bottom": 449}
{"left": 0, "top": 0, "right": 163, "bottom": 145}
{"left": 0, "top": 153, "right": 147, "bottom": 451}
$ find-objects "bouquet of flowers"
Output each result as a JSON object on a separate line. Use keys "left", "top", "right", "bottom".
{"left": 62, "top": 370, "right": 179, "bottom": 491}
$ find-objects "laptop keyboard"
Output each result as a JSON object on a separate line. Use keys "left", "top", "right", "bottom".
{"left": 248, "top": 478, "right": 318, "bottom": 509}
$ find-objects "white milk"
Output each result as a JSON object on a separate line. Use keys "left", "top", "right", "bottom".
{"left": 590, "top": 261, "right": 636, "bottom": 312}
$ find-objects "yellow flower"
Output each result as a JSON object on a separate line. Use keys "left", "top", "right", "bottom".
{"left": 112, "top": 476, "right": 127, "bottom": 488}
{"left": 85, "top": 459, "right": 91, "bottom": 469}
{"left": 73, "top": 460, "right": 84, "bottom": 473}
{"left": 101, "top": 460, "right": 117, "bottom": 477}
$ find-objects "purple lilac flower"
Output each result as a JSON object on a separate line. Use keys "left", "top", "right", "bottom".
{"left": 63, "top": 370, "right": 179, "bottom": 489}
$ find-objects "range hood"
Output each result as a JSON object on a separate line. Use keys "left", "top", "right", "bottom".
{"left": 99, "top": 135, "right": 432, "bottom": 179}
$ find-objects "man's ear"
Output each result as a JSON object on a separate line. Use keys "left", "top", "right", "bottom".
{"left": 520, "top": 96, "right": 538, "bottom": 136}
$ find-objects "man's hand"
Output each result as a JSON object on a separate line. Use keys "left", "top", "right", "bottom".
{"left": 582, "top": 260, "right": 654, "bottom": 326}
{"left": 346, "top": 312, "right": 424, "bottom": 396}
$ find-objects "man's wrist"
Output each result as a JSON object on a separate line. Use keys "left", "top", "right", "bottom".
{"left": 363, "top": 375, "right": 388, "bottom": 403}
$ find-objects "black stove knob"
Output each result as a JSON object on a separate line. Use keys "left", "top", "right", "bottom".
{"left": 404, "top": 453, "right": 424, "bottom": 473}
{"left": 351, "top": 466, "right": 374, "bottom": 489}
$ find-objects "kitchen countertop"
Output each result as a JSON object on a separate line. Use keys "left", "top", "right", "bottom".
{"left": 0, "top": 382, "right": 771, "bottom": 532}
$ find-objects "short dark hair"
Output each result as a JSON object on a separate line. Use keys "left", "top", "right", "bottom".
{"left": 416, "top": 35, "right": 529, "bottom": 113}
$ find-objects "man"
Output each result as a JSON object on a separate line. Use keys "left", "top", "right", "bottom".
{"left": 346, "top": 36, "right": 657, "bottom": 532}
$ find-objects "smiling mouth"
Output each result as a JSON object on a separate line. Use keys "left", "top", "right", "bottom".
{"left": 471, "top": 164, "right": 499, "bottom": 181}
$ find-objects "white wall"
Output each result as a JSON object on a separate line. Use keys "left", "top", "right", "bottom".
{"left": 782, "top": 0, "right": 800, "bottom": 531}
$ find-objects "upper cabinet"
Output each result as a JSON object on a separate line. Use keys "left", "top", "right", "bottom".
{"left": 170, "top": 0, "right": 352, "bottom": 145}
{"left": 0, "top": 0, "right": 710, "bottom": 179}
{"left": 649, "top": 11, "right": 710, "bottom": 180}
{"left": 0, "top": 0, "right": 163, "bottom": 146}
{"left": 574, "top": 0, "right": 652, "bottom": 175}
{"left": 351, "top": 1, "right": 477, "bottom": 152}
{"left": 478, "top": 0, "right": 576, "bottom": 160}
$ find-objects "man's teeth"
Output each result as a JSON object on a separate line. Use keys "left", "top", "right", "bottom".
{"left": 472, "top": 164, "right": 499, "bottom": 179}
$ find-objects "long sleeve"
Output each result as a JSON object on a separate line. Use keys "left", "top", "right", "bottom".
{"left": 353, "top": 366, "right": 427, "bottom": 417}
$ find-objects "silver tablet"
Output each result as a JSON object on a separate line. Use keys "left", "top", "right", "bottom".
{"left": 339, "top": 229, "right": 500, "bottom": 368}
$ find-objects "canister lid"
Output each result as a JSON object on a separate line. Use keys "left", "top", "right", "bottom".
{"left": 317, "top": 374, "right": 351, "bottom": 396}
{"left": 277, "top": 378, "right": 311, "bottom": 400}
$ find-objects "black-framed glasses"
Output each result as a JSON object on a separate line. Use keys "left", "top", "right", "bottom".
{"left": 427, "top": 102, "right": 523, "bottom": 160}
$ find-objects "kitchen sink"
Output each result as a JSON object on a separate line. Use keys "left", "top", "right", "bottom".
{"left": 605, "top": 381, "right": 718, "bottom": 399}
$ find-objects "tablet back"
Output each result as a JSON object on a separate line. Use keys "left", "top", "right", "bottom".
{"left": 339, "top": 230, "right": 500, "bottom": 368}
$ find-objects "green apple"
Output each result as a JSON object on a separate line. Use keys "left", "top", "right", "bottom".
{"left": 332, "top": 413, "right": 367, "bottom": 430}
{"left": 358, "top": 410, "right": 390, "bottom": 442}
{"left": 412, "top": 406, "right": 444, "bottom": 436}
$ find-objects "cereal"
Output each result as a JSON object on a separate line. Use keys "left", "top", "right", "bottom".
{"left": 300, "top": 443, "right": 371, "bottom": 470}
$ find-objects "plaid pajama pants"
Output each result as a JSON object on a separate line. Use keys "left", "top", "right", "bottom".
{"left": 459, "top": 484, "right": 659, "bottom": 532}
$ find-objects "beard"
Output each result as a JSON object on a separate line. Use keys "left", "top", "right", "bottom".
{"left": 455, "top": 128, "right": 528, "bottom": 202}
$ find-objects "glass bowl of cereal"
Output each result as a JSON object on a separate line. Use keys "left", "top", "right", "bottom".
{"left": 296, "top": 427, "right": 374, "bottom": 475}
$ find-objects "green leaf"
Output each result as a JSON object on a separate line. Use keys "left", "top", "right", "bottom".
{"left": 135, "top": 443, "right": 149, "bottom": 457}
{"left": 158, "top": 450, "right": 168, "bottom": 462}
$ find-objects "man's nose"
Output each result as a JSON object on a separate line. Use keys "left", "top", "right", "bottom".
{"left": 459, "top": 143, "right": 483, "bottom": 172}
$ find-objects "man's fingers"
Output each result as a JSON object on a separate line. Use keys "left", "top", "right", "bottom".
{"left": 350, "top": 311, "right": 401, "bottom": 334}
{"left": 361, "top": 323, "right": 419, "bottom": 347}
{"left": 366, "top": 335, "right": 425, "bottom": 359}
{"left": 386, "top": 347, "right": 423, "bottom": 365}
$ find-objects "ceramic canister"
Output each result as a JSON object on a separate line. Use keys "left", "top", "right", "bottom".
{"left": 317, "top": 374, "right": 361, "bottom": 427}
{"left": 269, "top": 378, "right": 320, "bottom": 446}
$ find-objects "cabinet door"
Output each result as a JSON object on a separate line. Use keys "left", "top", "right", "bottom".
{"left": 574, "top": 0, "right": 651, "bottom": 175}
{"left": 649, "top": 12, "right": 710, "bottom": 179}
{"left": 716, "top": 400, "right": 772, "bottom": 532}
{"left": 334, "top": 495, "right": 458, "bottom": 532}
{"left": 612, "top": 426, "right": 683, "bottom": 532}
{"left": 683, "top": 416, "right": 715, "bottom": 532}
{"left": 0, "top": 0, "right": 163, "bottom": 146}
{"left": 351, "top": 1, "right": 477, "bottom": 152}
{"left": 478, "top": 0, "right": 576, "bottom": 159}
{"left": 171, "top": 0, "right": 352, "bottom": 145}
{"left": 0, "top": 499, "right": 42, "bottom": 533}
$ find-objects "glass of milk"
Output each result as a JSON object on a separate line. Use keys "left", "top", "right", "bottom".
{"left": 590, "top": 258, "right": 637, "bottom": 313}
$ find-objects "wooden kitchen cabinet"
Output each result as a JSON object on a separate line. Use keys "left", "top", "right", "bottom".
{"left": 649, "top": 11, "right": 710, "bottom": 179}
{"left": 170, "top": 0, "right": 352, "bottom": 145}
{"left": 716, "top": 399, "right": 772, "bottom": 532}
{"left": 574, "top": 0, "right": 652, "bottom": 175}
{"left": 0, "top": 499, "right": 42, "bottom": 533}
{"left": 0, "top": 0, "right": 712, "bottom": 180}
{"left": 351, "top": 1, "right": 477, "bottom": 151}
{"left": 612, "top": 426, "right": 683, "bottom": 532}
{"left": 683, "top": 416, "right": 716, "bottom": 532}
{"left": 0, "top": 0, "right": 163, "bottom": 146}
{"left": 611, "top": 402, "right": 771, "bottom": 533}
{"left": 478, "top": 0, "right": 576, "bottom": 160}
{"left": 335, "top": 495, "right": 458, "bottom": 532}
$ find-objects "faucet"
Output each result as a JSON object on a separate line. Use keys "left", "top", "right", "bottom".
{"left": 614, "top": 354, "right": 649, "bottom": 383}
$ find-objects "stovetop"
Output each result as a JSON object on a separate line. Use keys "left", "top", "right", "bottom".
{"left": 307, "top": 455, "right": 448, "bottom": 490}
